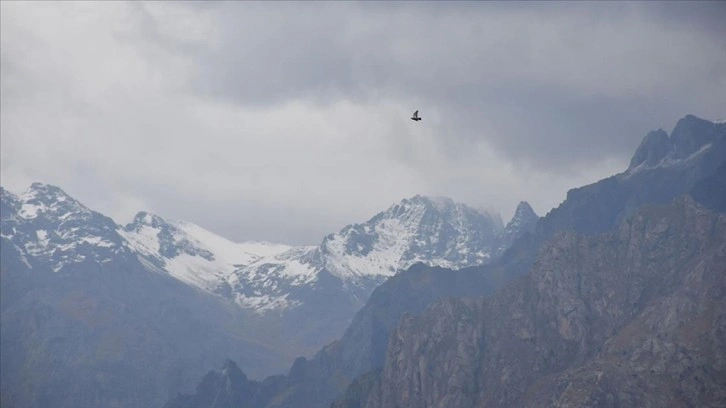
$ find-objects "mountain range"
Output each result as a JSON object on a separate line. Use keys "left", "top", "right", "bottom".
{"left": 3, "top": 114, "right": 723, "bottom": 408}
{"left": 163, "top": 114, "right": 726, "bottom": 408}
{"left": 1, "top": 179, "right": 535, "bottom": 406}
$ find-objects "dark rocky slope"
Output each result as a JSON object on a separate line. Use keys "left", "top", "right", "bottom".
{"left": 342, "top": 196, "right": 726, "bottom": 407}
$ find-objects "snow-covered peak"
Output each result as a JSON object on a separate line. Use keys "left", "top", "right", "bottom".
{"left": 12, "top": 182, "right": 91, "bottom": 221}
{"left": 315, "top": 195, "right": 502, "bottom": 279}
{"left": 405, "top": 195, "right": 456, "bottom": 213}
{"left": 225, "top": 194, "right": 507, "bottom": 313}
{"left": 378, "top": 195, "right": 500, "bottom": 228}
{"left": 23, "top": 182, "right": 72, "bottom": 199}
{"left": 1, "top": 183, "right": 128, "bottom": 272}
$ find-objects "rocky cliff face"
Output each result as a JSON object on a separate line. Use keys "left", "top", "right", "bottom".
{"left": 690, "top": 161, "right": 726, "bottom": 213}
{"left": 537, "top": 114, "right": 726, "bottom": 238}
{"left": 496, "top": 201, "right": 538, "bottom": 256}
{"left": 165, "top": 262, "right": 516, "bottom": 408}
{"left": 353, "top": 196, "right": 726, "bottom": 408}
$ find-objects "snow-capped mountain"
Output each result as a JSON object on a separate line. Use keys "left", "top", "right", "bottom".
{"left": 1, "top": 182, "right": 520, "bottom": 401}
{"left": 2, "top": 181, "right": 533, "bottom": 320}
{"left": 2, "top": 184, "right": 525, "bottom": 315}
{"left": 0, "top": 183, "right": 133, "bottom": 273}
{"left": 119, "top": 211, "right": 290, "bottom": 297}
{"left": 0, "top": 185, "right": 300, "bottom": 408}
{"left": 320, "top": 195, "right": 504, "bottom": 276}
{"left": 110, "top": 194, "right": 507, "bottom": 314}
{"left": 216, "top": 195, "right": 505, "bottom": 312}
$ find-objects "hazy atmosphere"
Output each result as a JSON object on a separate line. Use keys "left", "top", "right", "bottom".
{"left": 2, "top": 1, "right": 724, "bottom": 244}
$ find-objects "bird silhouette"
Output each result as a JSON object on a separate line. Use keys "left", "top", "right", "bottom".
{"left": 411, "top": 110, "right": 421, "bottom": 121}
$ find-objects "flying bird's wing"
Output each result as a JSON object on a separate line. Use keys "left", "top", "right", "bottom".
{"left": 413, "top": 110, "right": 419, "bottom": 118}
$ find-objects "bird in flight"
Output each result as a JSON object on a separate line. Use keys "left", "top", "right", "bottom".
{"left": 411, "top": 110, "right": 421, "bottom": 122}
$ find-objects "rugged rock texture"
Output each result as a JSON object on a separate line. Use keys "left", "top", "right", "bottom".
{"left": 537, "top": 114, "right": 726, "bottom": 238}
{"left": 165, "top": 262, "right": 519, "bottom": 408}
{"left": 163, "top": 360, "right": 286, "bottom": 408}
{"left": 690, "top": 161, "right": 726, "bottom": 213}
{"left": 355, "top": 196, "right": 726, "bottom": 408}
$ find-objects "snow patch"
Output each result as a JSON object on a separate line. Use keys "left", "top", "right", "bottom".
{"left": 19, "top": 203, "right": 43, "bottom": 219}
{"left": 36, "top": 230, "right": 49, "bottom": 247}
{"left": 120, "top": 225, "right": 161, "bottom": 254}
{"left": 324, "top": 214, "right": 424, "bottom": 279}
{"left": 622, "top": 142, "right": 714, "bottom": 178}
{"left": 164, "top": 253, "right": 233, "bottom": 291}
{"left": 172, "top": 220, "right": 289, "bottom": 265}
{"left": 81, "top": 236, "right": 115, "bottom": 248}
{"left": 234, "top": 292, "right": 300, "bottom": 314}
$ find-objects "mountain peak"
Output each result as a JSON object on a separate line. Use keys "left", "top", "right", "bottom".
{"left": 495, "top": 200, "right": 538, "bottom": 256}
{"left": 12, "top": 182, "right": 89, "bottom": 220}
{"left": 628, "top": 128, "right": 670, "bottom": 170}
{"left": 669, "top": 114, "right": 723, "bottom": 160}
{"left": 513, "top": 201, "right": 536, "bottom": 219}
{"left": 627, "top": 114, "right": 724, "bottom": 173}
{"left": 317, "top": 194, "right": 503, "bottom": 280}
{"left": 23, "top": 182, "right": 75, "bottom": 202}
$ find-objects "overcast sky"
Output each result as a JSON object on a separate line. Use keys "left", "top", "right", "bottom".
{"left": 1, "top": 1, "right": 725, "bottom": 245}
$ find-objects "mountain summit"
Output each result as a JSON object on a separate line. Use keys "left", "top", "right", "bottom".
{"left": 628, "top": 114, "right": 725, "bottom": 173}
{"left": 317, "top": 194, "right": 503, "bottom": 278}
{"left": 496, "top": 201, "right": 538, "bottom": 254}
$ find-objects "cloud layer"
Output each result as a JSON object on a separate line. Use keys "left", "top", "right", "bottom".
{"left": 2, "top": 1, "right": 724, "bottom": 244}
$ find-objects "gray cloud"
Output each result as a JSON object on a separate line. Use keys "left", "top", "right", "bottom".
{"left": 187, "top": 1, "right": 726, "bottom": 169}
{"left": 1, "top": 1, "right": 724, "bottom": 245}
